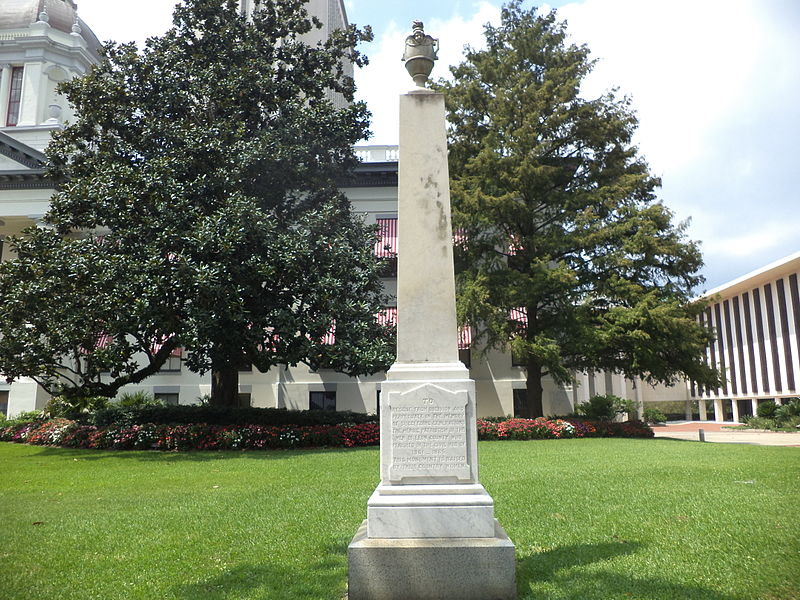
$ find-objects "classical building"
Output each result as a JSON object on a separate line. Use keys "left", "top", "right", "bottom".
{"left": 0, "top": 0, "right": 102, "bottom": 415}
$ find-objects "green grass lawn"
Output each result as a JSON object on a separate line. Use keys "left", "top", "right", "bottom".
{"left": 1, "top": 439, "right": 797, "bottom": 600}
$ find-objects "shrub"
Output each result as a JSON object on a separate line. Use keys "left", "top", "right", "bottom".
{"left": 576, "top": 394, "right": 634, "bottom": 421}
{"left": 756, "top": 400, "right": 778, "bottom": 419}
{"left": 116, "top": 391, "right": 165, "bottom": 408}
{"left": 45, "top": 395, "right": 109, "bottom": 419}
{"left": 740, "top": 416, "right": 775, "bottom": 430}
{"left": 643, "top": 407, "right": 667, "bottom": 424}
{"left": 86, "top": 404, "right": 379, "bottom": 428}
{"left": 775, "top": 399, "right": 800, "bottom": 424}
{"left": 2, "top": 410, "right": 45, "bottom": 427}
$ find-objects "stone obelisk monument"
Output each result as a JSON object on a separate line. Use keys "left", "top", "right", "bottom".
{"left": 348, "top": 21, "right": 516, "bottom": 600}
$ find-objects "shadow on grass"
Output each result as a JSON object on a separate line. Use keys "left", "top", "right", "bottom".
{"left": 173, "top": 542, "right": 348, "bottom": 600}
{"left": 518, "top": 542, "right": 739, "bottom": 600}
{"left": 15, "top": 443, "right": 377, "bottom": 463}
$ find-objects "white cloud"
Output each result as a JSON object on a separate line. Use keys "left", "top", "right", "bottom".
{"left": 354, "top": 2, "right": 501, "bottom": 144}
{"left": 77, "top": 0, "right": 177, "bottom": 47}
{"left": 556, "top": 0, "right": 769, "bottom": 173}
{"left": 548, "top": 0, "right": 800, "bottom": 288}
{"left": 703, "top": 222, "right": 798, "bottom": 259}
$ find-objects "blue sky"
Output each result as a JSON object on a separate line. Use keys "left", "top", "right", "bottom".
{"left": 77, "top": 0, "right": 800, "bottom": 292}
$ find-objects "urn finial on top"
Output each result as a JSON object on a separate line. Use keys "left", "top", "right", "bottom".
{"left": 402, "top": 21, "right": 439, "bottom": 87}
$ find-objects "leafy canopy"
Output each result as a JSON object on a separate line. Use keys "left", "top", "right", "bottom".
{"left": 437, "top": 1, "right": 717, "bottom": 416}
{"left": 0, "top": 0, "right": 392, "bottom": 399}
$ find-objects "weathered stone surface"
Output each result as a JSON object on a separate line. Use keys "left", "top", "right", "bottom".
{"left": 348, "top": 520, "right": 517, "bottom": 600}
{"left": 395, "top": 89, "right": 459, "bottom": 365}
{"left": 386, "top": 382, "right": 470, "bottom": 482}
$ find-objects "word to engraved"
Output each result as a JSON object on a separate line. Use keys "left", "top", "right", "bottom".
{"left": 390, "top": 397, "right": 468, "bottom": 475}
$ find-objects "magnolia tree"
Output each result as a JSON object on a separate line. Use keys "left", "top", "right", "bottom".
{"left": 0, "top": 0, "right": 393, "bottom": 405}
{"left": 438, "top": 2, "right": 718, "bottom": 417}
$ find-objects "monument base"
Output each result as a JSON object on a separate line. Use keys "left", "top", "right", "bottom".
{"left": 348, "top": 519, "right": 516, "bottom": 600}
{"left": 367, "top": 483, "right": 495, "bottom": 538}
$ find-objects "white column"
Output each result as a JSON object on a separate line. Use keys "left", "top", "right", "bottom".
{"left": 634, "top": 378, "right": 644, "bottom": 420}
{"left": 616, "top": 373, "right": 627, "bottom": 398}
{"left": 684, "top": 399, "right": 693, "bottom": 420}
{"left": 750, "top": 398, "right": 758, "bottom": 417}
{"left": 394, "top": 90, "right": 460, "bottom": 365}
{"left": 0, "top": 64, "right": 11, "bottom": 127}
{"left": 731, "top": 399, "right": 740, "bottom": 423}
{"left": 714, "top": 398, "right": 724, "bottom": 422}
{"left": 699, "top": 398, "right": 708, "bottom": 421}
{"left": 18, "top": 62, "right": 44, "bottom": 126}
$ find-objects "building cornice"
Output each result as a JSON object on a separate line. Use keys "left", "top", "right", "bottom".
{"left": 0, "top": 132, "right": 47, "bottom": 169}
{"left": 338, "top": 161, "right": 398, "bottom": 188}
{"left": 0, "top": 168, "right": 52, "bottom": 190}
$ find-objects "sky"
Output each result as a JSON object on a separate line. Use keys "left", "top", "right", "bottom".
{"left": 75, "top": 0, "right": 800, "bottom": 292}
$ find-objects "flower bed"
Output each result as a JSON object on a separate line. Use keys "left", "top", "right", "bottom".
{"left": 0, "top": 416, "right": 651, "bottom": 452}
{"left": 476, "top": 417, "right": 653, "bottom": 440}
{"left": 0, "top": 419, "right": 380, "bottom": 451}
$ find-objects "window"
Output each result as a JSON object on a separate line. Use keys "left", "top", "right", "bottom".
{"left": 6, "top": 67, "right": 24, "bottom": 127}
{"left": 154, "top": 393, "right": 179, "bottom": 406}
{"left": 458, "top": 348, "right": 471, "bottom": 369}
{"left": 309, "top": 390, "right": 336, "bottom": 411}
{"left": 0, "top": 391, "right": 8, "bottom": 416}
{"left": 375, "top": 217, "right": 397, "bottom": 277}
{"left": 513, "top": 389, "right": 526, "bottom": 417}
{"left": 161, "top": 355, "right": 181, "bottom": 372}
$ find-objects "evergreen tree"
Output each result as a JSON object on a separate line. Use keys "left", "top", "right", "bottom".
{"left": 0, "top": 0, "right": 393, "bottom": 404}
{"left": 438, "top": 2, "right": 717, "bottom": 417}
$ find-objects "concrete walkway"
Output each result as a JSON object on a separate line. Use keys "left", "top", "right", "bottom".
{"left": 651, "top": 421, "right": 800, "bottom": 447}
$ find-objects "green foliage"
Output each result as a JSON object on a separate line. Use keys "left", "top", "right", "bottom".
{"left": 0, "top": 0, "right": 391, "bottom": 402}
{"left": 45, "top": 395, "right": 108, "bottom": 419}
{"left": 740, "top": 416, "right": 775, "bottom": 430}
{"left": 741, "top": 401, "right": 800, "bottom": 431}
{"left": 774, "top": 398, "right": 800, "bottom": 423}
{"left": 1, "top": 410, "right": 45, "bottom": 427}
{"left": 436, "top": 1, "right": 718, "bottom": 416}
{"left": 756, "top": 400, "right": 778, "bottom": 418}
{"left": 116, "top": 391, "right": 164, "bottom": 408}
{"left": 576, "top": 394, "right": 632, "bottom": 421}
{"left": 643, "top": 407, "right": 667, "bottom": 424}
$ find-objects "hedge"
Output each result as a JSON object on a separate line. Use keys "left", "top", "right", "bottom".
{"left": 0, "top": 416, "right": 652, "bottom": 451}
{"left": 85, "top": 405, "right": 379, "bottom": 427}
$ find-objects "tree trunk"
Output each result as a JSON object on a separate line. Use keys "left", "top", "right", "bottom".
{"left": 524, "top": 358, "right": 545, "bottom": 418}
{"left": 210, "top": 363, "right": 239, "bottom": 407}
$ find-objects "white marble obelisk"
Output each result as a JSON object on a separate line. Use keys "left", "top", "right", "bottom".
{"left": 348, "top": 21, "right": 515, "bottom": 600}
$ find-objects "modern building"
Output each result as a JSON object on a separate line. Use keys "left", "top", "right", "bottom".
{"left": 690, "top": 252, "right": 800, "bottom": 422}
